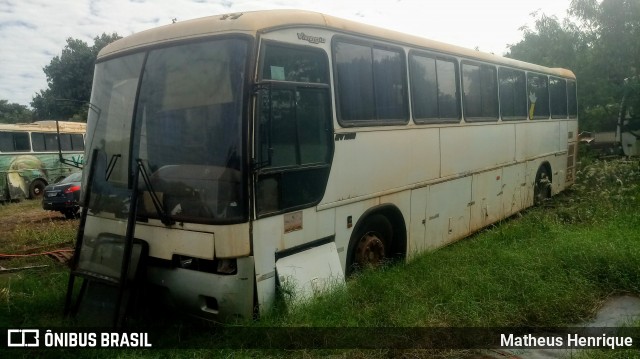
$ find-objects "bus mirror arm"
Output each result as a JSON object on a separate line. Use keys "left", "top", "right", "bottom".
{"left": 55, "top": 120, "right": 84, "bottom": 169}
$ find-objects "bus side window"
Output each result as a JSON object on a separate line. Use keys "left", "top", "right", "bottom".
{"left": 462, "top": 62, "right": 498, "bottom": 121}
{"left": 527, "top": 73, "right": 550, "bottom": 119}
{"left": 31, "top": 133, "right": 45, "bottom": 151}
{"left": 549, "top": 77, "right": 568, "bottom": 119}
{"left": 334, "top": 40, "right": 408, "bottom": 125}
{"left": 410, "top": 52, "right": 460, "bottom": 122}
{"left": 499, "top": 68, "right": 527, "bottom": 120}
{"left": 0, "top": 132, "right": 30, "bottom": 152}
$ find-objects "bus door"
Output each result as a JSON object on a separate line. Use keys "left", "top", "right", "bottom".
{"left": 251, "top": 40, "right": 339, "bottom": 310}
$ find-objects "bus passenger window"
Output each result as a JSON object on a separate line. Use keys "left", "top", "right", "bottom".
{"left": 0, "top": 132, "right": 30, "bottom": 152}
{"left": 499, "top": 68, "right": 527, "bottom": 120}
{"left": 549, "top": 77, "right": 568, "bottom": 119}
{"left": 334, "top": 40, "right": 408, "bottom": 124}
{"left": 527, "top": 74, "right": 550, "bottom": 119}
{"left": 31, "top": 133, "right": 45, "bottom": 152}
{"left": 410, "top": 53, "right": 460, "bottom": 122}
{"left": 462, "top": 63, "right": 498, "bottom": 121}
{"left": 71, "top": 134, "right": 85, "bottom": 150}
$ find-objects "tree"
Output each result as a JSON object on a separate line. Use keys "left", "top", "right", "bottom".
{"left": 0, "top": 99, "right": 33, "bottom": 124}
{"left": 31, "top": 33, "right": 121, "bottom": 121}
{"left": 507, "top": 13, "right": 585, "bottom": 70}
{"left": 506, "top": 1, "right": 640, "bottom": 131}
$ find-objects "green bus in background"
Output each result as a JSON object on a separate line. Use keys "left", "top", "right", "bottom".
{"left": 0, "top": 121, "right": 85, "bottom": 201}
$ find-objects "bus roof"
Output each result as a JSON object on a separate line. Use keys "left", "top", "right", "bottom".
{"left": 99, "top": 9, "right": 575, "bottom": 79}
{"left": 0, "top": 121, "right": 86, "bottom": 133}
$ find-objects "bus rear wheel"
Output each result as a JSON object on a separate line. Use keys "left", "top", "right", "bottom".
{"left": 348, "top": 214, "right": 393, "bottom": 275}
{"left": 534, "top": 166, "right": 551, "bottom": 205}
{"left": 29, "top": 179, "right": 46, "bottom": 199}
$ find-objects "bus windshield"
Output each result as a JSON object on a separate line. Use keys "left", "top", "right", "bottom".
{"left": 85, "top": 38, "right": 248, "bottom": 224}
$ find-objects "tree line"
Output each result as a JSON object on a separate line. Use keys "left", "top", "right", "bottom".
{"left": 0, "top": 33, "right": 121, "bottom": 124}
{"left": 507, "top": 0, "right": 639, "bottom": 131}
{"left": 1, "top": 0, "right": 638, "bottom": 132}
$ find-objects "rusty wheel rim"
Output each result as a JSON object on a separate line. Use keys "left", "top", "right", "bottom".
{"left": 355, "top": 232, "right": 385, "bottom": 268}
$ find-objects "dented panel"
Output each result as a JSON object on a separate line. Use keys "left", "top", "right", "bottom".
{"left": 275, "top": 242, "right": 344, "bottom": 304}
{"left": 214, "top": 222, "right": 250, "bottom": 258}
{"left": 425, "top": 177, "right": 472, "bottom": 248}
{"left": 470, "top": 169, "right": 504, "bottom": 232}
{"left": 501, "top": 163, "right": 529, "bottom": 216}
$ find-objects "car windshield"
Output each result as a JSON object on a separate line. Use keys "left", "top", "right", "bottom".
{"left": 60, "top": 172, "right": 82, "bottom": 184}
{"left": 84, "top": 38, "right": 248, "bottom": 224}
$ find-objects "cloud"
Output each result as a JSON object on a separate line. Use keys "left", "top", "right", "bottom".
{"left": 0, "top": 0, "right": 571, "bottom": 108}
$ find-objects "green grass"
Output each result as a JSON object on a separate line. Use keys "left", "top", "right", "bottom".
{"left": 1, "top": 157, "right": 639, "bottom": 358}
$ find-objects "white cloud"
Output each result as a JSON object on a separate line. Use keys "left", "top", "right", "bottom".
{"left": 0, "top": 0, "right": 571, "bottom": 108}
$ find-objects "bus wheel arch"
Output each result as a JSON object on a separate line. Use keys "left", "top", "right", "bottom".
{"left": 534, "top": 162, "right": 552, "bottom": 205}
{"left": 346, "top": 204, "right": 407, "bottom": 276}
{"left": 28, "top": 178, "right": 47, "bottom": 199}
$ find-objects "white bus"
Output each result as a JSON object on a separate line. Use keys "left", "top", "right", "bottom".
{"left": 0, "top": 121, "right": 85, "bottom": 201}
{"left": 66, "top": 10, "right": 578, "bottom": 324}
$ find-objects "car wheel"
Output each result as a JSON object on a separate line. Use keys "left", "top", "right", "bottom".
{"left": 63, "top": 209, "right": 79, "bottom": 219}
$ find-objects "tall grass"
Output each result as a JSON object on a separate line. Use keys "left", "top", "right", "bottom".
{"left": 260, "top": 159, "right": 640, "bottom": 329}
{"left": 0, "top": 200, "right": 75, "bottom": 327}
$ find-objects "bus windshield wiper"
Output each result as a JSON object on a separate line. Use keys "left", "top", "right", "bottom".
{"left": 106, "top": 154, "right": 121, "bottom": 181}
{"left": 135, "top": 159, "right": 175, "bottom": 226}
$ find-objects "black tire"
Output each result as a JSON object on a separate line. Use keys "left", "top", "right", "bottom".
{"left": 534, "top": 166, "right": 551, "bottom": 205}
{"left": 346, "top": 214, "right": 393, "bottom": 276}
{"left": 63, "top": 209, "right": 79, "bottom": 219}
{"left": 29, "top": 179, "right": 46, "bottom": 199}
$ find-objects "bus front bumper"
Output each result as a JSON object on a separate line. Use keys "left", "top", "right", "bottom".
{"left": 146, "top": 256, "right": 255, "bottom": 322}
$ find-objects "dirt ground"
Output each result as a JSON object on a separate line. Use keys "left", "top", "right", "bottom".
{"left": 0, "top": 200, "right": 77, "bottom": 257}
{"left": 0, "top": 202, "right": 67, "bottom": 236}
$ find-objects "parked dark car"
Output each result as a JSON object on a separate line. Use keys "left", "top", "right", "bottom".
{"left": 42, "top": 172, "right": 82, "bottom": 219}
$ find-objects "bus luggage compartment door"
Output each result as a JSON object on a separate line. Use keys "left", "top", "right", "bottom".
{"left": 275, "top": 242, "right": 344, "bottom": 305}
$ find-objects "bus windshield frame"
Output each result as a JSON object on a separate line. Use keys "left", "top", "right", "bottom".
{"left": 84, "top": 36, "right": 251, "bottom": 225}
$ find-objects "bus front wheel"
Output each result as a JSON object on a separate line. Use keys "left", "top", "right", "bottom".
{"left": 29, "top": 179, "right": 46, "bottom": 199}
{"left": 348, "top": 214, "right": 393, "bottom": 276}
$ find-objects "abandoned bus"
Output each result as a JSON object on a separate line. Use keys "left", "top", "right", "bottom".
{"left": 0, "top": 121, "right": 85, "bottom": 201}
{"left": 67, "top": 10, "right": 578, "bottom": 324}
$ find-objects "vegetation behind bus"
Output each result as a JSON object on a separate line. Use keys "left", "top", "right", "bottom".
{"left": 1, "top": 155, "right": 638, "bottom": 358}
{"left": 507, "top": 0, "right": 640, "bottom": 134}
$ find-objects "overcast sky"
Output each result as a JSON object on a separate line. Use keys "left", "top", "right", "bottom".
{"left": 0, "top": 0, "right": 573, "bottom": 108}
